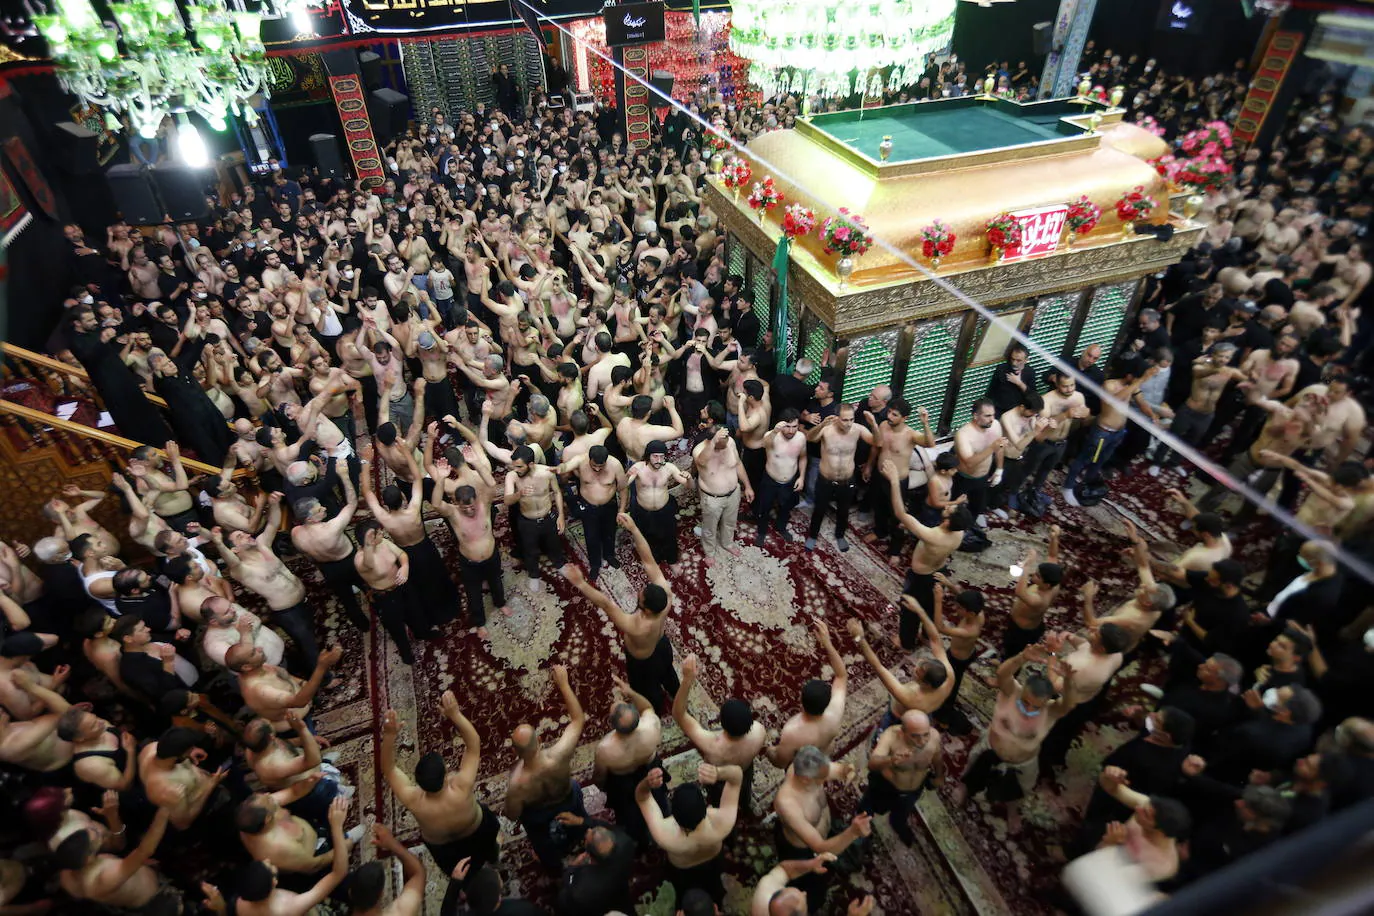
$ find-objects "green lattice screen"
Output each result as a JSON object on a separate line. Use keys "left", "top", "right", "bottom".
{"left": 951, "top": 360, "right": 999, "bottom": 427}
{"left": 902, "top": 316, "right": 961, "bottom": 433}
{"left": 841, "top": 329, "right": 900, "bottom": 405}
{"left": 728, "top": 237, "right": 746, "bottom": 281}
{"left": 750, "top": 257, "right": 771, "bottom": 327}
{"left": 1024, "top": 292, "right": 1081, "bottom": 389}
{"left": 1077, "top": 281, "right": 1139, "bottom": 357}
{"left": 801, "top": 310, "right": 832, "bottom": 384}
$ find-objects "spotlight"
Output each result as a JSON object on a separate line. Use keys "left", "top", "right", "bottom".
{"left": 177, "top": 115, "right": 209, "bottom": 168}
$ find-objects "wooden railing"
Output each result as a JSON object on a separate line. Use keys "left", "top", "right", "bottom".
{"left": 2, "top": 341, "right": 171, "bottom": 409}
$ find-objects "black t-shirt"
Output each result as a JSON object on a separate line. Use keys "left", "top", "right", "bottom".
{"left": 1168, "top": 293, "right": 1217, "bottom": 346}
{"left": 772, "top": 373, "right": 815, "bottom": 418}
{"left": 556, "top": 826, "right": 636, "bottom": 915}
{"left": 119, "top": 650, "right": 184, "bottom": 703}
{"left": 1183, "top": 570, "right": 1250, "bottom": 655}
{"left": 115, "top": 588, "right": 175, "bottom": 635}
{"left": 1084, "top": 735, "right": 1187, "bottom": 825}
{"left": 1211, "top": 715, "right": 1314, "bottom": 783}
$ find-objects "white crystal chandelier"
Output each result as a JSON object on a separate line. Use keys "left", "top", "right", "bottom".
{"left": 728, "top": 0, "right": 958, "bottom": 98}
{"left": 27, "top": 0, "right": 288, "bottom": 139}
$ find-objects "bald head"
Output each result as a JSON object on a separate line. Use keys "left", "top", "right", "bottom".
{"left": 33, "top": 537, "right": 71, "bottom": 564}
{"left": 901, "top": 710, "right": 931, "bottom": 732}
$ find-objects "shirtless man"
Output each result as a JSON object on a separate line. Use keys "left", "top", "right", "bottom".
{"left": 504, "top": 664, "right": 587, "bottom": 868}
{"left": 1023, "top": 375, "right": 1091, "bottom": 502}
{"left": 953, "top": 400, "right": 1007, "bottom": 528}
{"left": 381, "top": 691, "right": 498, "bottom": 892}
{"left": 354, "top": 519, "right": 430, "bottom": 666}
{"left": 754, "top": 409, "right": 808, "bottom": 547}
{"left": 848, "top": 598, "right": 954, "bottom": 727}
{"left": 1294, "top": 377, "right": 1367, "bottom": 468}
{"left": 1221, "top": 335, "right": 1301, "bottom": 461}
{"left": 237, "top": 788, "right": 360, "bottom": 877}
{"left": 692, "top": 423, "right": 754, "bottom": 563}
{"left": 617, "top": 394, "right": 684, "bottom": 462}
{"left": 456, "top": 354, "right": 517, "bottom": 436}
{"left": 128, "top": 442, "right": 198, "bottom": 532}
{"left": 138, "top": 726, "right": 231, "bottom": 829}
{"left": 221, "top": 797, "right": 350, "bottom": 916}
{"left": 43, "top": 485, "right": 120, "bottom": 558}
{"left": 773, "top": 746, "right": 872, "bottom": 910}
{"left": 566, "top": 519, "right": 674, "bottom": 694}
{"left": 108, "top": 474, "right": 170, "bottom": 557}
{"left": 1062, "top": 360, "right": 1159, "bottom": 504}
{"left": 243, "top": 711, "right": 347, "bottom": 824}
{"left": 930, "top": 577, "right": 987, "bottom": 734}
{"left": 805, "top": 405, "right": 872, "bottom": 552}
{"left": 628, "top": 439, "right": 691, "bottom": 566}
{"left": 585, "top": 331, "right": 632, "bottom": 403}
{"left": 429, "top": 485, "right": 505, "bottom": 639}
{"left": 1152, "top": 343, "right": 1246, "bottom": 469}
{"left": 227, "top": 641, "right": 341, "bottom": 731}
{"left": 209, "top": 498, "right": 320, "bottom": 673}
{"left": 1196, "top": 388, "right": 1326, "bottom": 515}
{"left": 594, "top": 678, "right": 668, "bottom": 846}
{"left": 766, "top": 622, "right": 848, "bottom": 769}
{"left": 0, "top": 634, "right": 69, "bottom": 721}
{"left": 860, "top": 710, "right": 945, "bottom": 845}
{"left": 55, "top": 806, "right": 174, "bottom": 913}
{"left": 951, "top": 645, "right": 1069, "bottom": 831}
{"left": 1038, "top": 624, "right": 1130, "bottom": 774}
{"left": 208, "top": 477, "right": 266, "bottom": 536}
{"left": 504, "top": 445, "right": 566, "bottom": 592}
{"left": 1080, "top": 522, "right": 1176, "bottom": 652}
{"left": 166, "top": 555, "right": 232, "bottom": 627}
{"left": 373, "top": 383, "right": 427, "bottom": 490}
{"left": 864, "top": 400, "right": 935, "bottom": 555}
{"left": 882, "top": 459, "right": 973, "bottom": 650}
{"left": 638, "top": 763, "right": 743, "bottom": 905}
{"left": 291, "top": 471, "right": 369, "bottom": 631}
{"left": 736, "top": 380, "right": 772, "bottom": 492}
{"left": 560, "top": 444, "right": 627, "bottom": 582}
{"left": 750, "top": 856, "right": 875, "bottom": 916}
{"left": 1002, "top": 529, "right": 1064, "bottom": 661}
{"left": 674, "top": 654, "right": 767, "bottom": 814}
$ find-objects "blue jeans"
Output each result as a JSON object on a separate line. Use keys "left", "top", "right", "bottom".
{"left": 1063, "top": 425, "right": 1127, "bottom": 490}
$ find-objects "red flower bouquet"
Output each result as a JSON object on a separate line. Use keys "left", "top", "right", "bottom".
{"left": 1179, "top": 120, "right": 1234, "bottom": 158}
{"left": 819, "top": 208, "right": 874, "bottom": 258}
{"left": 1066, "top": 196, "right": 1102, "bottom": 235}
{"left": 984, "top": 213, "right": 1023, "bottom": 251}
{"left": 781, "top": 203, "right": 816, "bottom": 239}
{"left": 1116, "top": 186, "right": 1158, "bottom": 222}
{"left": 919, "top": 220, "right": 956, "bottom": 259}
{"left": 747, "top": 176, "right": 783, "bottom": 214}
{"left": 1174, "top": 155, "right": 1233, "bottom": 194}
{"left": 721, "top": 158, "right": 752, "bottom": 191}
{"left": 1133, "top": 115, "right": 1165, "bottom": 138}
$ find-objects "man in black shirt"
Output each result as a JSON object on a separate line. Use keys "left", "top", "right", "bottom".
{"left": 985, "top": 344, "right": 1035, "bottom": 416}
{"left": 1165, "top": 283, "right": 1225, "bottom": 346}
{"left": 1180, "top": 559, "right": 1250, "bottom": 655}
{"left": 556, "top": 821, "right": 636, "bottom": 915}
{"left": 1185, "top": 785, "right": 1291, "bottom": 880}
{"left": 111, "top": 614, "right": 189, "bottom": 704}
{"left": 1158, "top": 639, "right": 1244, "bottom": 749}
{"left": 464, "top": 864, "right": 548, "bottom": 914}
{"left": 1208, "top": 685, "right": 1322, "bottom": 784}
{"left": 112, "top": 568, "right": 180, "bottom": 641}
{"left": 771, "top": 359, "right": 817, "bottom": 419}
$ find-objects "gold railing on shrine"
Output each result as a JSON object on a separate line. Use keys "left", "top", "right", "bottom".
{"left": 2, "top": 341, "right": 170, "bottom": 409}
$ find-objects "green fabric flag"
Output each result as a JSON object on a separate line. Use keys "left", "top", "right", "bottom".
{"left": 693, "top": 0, "right": 700, "bottom": 28}
{"left": 771, "top": 236, "right": 792, "bottom": 374}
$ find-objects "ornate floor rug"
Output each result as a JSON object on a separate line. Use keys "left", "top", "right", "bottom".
{"left": 294, "top": 456, "right": 1274, "bottom": 915}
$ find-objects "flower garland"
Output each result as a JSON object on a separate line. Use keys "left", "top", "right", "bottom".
{"left": 819, "top": 208, "right": 874, "bottom": 259}
{"left": 747, "top": 176, "right": 783, "bottom": 213}
{"left": 781, "top": 204, "right": 816, "bottom": 239}
{"left": 984, "top": 212, "right": 1023, "bottom": 250}
{"left": 1116, "top": 186, "right": 1158, "bottom": 222}
{"left": 1066, "top": 196, "right": 1102, "bottom": 235}
{"left": 919, "top": 220, "right": 956, "bottom": 258}
{"left": 721, "top": 157, "right": 752, "bottom": 191}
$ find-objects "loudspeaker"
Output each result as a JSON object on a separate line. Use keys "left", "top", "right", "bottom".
{"left": 152, "top": 165, "right": 210, "bottom": 222}
{"left": 367, "top": 88, "right": 410, "bottom": 143}
{"left": 310, "top": 133, "right": 346, "bottom": 178}
{"left": 358, "top": 51, "right": 382, "bottom": 89}
{"left": 54, "top": 121, "right": 100, "bottom": 174}
{"left": 106, "top": 165, "right": 163, "bottom": 225}
{"left": 649, "top": 70, "right": 674, "bottom": 103}
{"left": 1032, "top": 21, "right": 1053, "bottom": 56}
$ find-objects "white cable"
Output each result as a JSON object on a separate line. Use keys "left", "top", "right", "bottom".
{"left": 509, "top": 0, "right": 1374, "bottom": 588}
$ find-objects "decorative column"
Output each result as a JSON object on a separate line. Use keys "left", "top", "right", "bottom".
{"left": 616, "top": 45, "right": 653, "bottom": 151}
{"left": 321, "top": 49, "right": 386, "bottom": 189}
{"left": 1038, "top": 0, "right": 1098, "bottom": 100}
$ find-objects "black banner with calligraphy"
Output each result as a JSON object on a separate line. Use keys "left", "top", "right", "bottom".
{"left": 338, "top": 0, "right": 601, "bottom": 35}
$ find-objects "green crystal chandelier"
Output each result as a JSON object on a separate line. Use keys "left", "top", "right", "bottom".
{"left": 28, "top": 0, "right": 281, "bottom": 139}
{"left": 728, "top": 0, "right": 958, "bottom": 98}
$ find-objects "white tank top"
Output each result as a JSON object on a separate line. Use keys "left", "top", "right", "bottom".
{"left": 82, "top": 570, "right": 118, "bottom": 612}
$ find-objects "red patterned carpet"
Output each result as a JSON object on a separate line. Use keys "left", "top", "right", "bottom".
{"left": 295, "top": 455, "right": 1275, "bottom": 915}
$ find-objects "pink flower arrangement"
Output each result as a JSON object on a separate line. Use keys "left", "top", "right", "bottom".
{"left": 1179, "top": 120, "right": 1234, "bottom": 157}
{"left": 920, "top": 220, "right": 956, "bottom": 258}
{"left": 1133, "top": 115, "right": 1165, "bottom": 138}
{"left": 1148, "top": 154, "right": 1181, "bottom": 182}
{"left": 747, "top": 176, "right": 783, "bottom": 213}
{"left": 781, "top": 203, "right": 816, "bottom": 239}
{"left": 1174, "top": 154, "right": 1233, "bottom": 194}
{"left": 704, "top": 131, "right": 731, "bottom": 156}
{"left": 1066, "top": 196, "right": 1101, "bottom": 235}
{"left": 984, "top": 213, "right": 1023, "bottom": 250}
{"left": 1116, "top": 186, "right": 1158, "bottom": 222}
{"left": 721, "top": 158, "right": 752, "bottom": 191}
{"left": 819, "top": 208, "right": 874, "bottom": 259}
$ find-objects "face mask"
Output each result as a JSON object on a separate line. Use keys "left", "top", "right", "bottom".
{"left": 1297, "top": 556, "right": 1312, "bottom": 571}
{"left": 1262, "top": 688, "right": 1281, "bottom": 712}
{"left": 344, "top": 269, "right": 354, "bottom": 278}
{"left": 1015, "top": 698, "right": 1043, "bottom": 718}
{"left": 1145, "top": 715, "right": 1158, "bottom": 735}
{"left": 81, "top": 294, "right": 94, "bottom": 304}
{"left": 197, "top": 291, "right": 208, "bottom": 299}
{"left": 482, "top": 147, "right": 491, "bottom": 155}
{"left": 247, "top": 241, "right": 256, "bottom": 248}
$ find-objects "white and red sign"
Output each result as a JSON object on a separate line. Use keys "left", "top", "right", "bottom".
{"left": 1003, "top": 204, "right": 1069, "bottom": 262}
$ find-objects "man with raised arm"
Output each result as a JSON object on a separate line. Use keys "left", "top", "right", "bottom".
{"left": 227, "top": 641, "right": 342, "bottom": 731}
{"left": 504, "top": 664, "right": 587, "bottom": 868}
{"left": 290, "top": 469, "right": 369, "bottom": 631}
{"left": 1081, "top": 520, "right": 1177, "bottom": 652}
{"left": 354, "top": 518, "right": 433, "bottom": 665}
{"left": 1001, "top": 525, "right": 1064, "bottom": 662}
{"left": 237, "top": 786, "right": 361, "bottom": 878}
{"left": 765, "top": 622, "right": 848, "bottom": 769}
{"left": 863, "top": 399, "right": 935, "bottom": 556}
{"left": 848, "top": 596, "right": 954, "bottom": 724}
{"left": 208, "top": 497, "right": 320, "bottom": 673}
{"left": 381, "top": 691, "right": 498, "bottom": 894}
{"left": 617, "top": 393, "right": 684, "bottom": 462}
{"left": 345, "top": 823, "right": 427, "bottom": 916}
{"left": 217, "top": 797, "right": 351, "bottom": 916}
{"left": 559, "top": 443, "right": 628, "bottom": 583}
{"left": 773, "top": 745, "right": 873, "bottom": 911}
{"left": 44, "top": 484, "right": 120, "bottom": 558}
{"left": 805, "top": 404, "right": 872, "bottom": 552}
{"left": 594, "top": 676, "right": 668, "bottom": 846}
{"left": 638, "top": 762, "right": 744, "bottom": 905}
{"left": 127, "top": 441, "right": 198, "bottom": 532}
{"left": 430, "top": 484, "right": 509, "bottom": 639}
{"left": 750, "top": 854, "right": 875, "bottom": 916}
{"left": 563, "top": 511, "right": 679, "bottom": 711}
{"left": 860, "top": 709, "right": 946, "bottom": 846}
{"left": 55, "top": 804, "right": 175, "bottom": 912}
{"left": 504, "top": 444, "right": 566, "bottom": 593}
{"left": 673, "top": 653, "right": 767, "bottom": 814}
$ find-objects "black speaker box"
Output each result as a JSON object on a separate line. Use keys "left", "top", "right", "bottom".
{"left": 106, "top": 165, "right": 163, "bottom": 225}
{"left": 54, "top": 121, "right": 100, "bottom": 174}
{"left": 367, "top": 88, "right": 410, "bottom": 143}
{"left": 649, "top": 69, "right": 674, "bottom": 103}
{"left": 152, "top": 165, "right": 210, "bottom": 222}
{"left": 1032, "top": 21, "right": 1054, "bottom": 56}
{"left": 358, "top": 51, "right": 383, "bottom": 89}
{"left": 310, "top": 133, "right": 346, "bottom": 178}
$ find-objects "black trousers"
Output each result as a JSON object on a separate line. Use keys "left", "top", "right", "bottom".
{"left": 458, "top": 552, "right": 506, "bottom": 627}
{"left": 373, "top": 583, "right": 427, "bottom": 665}
{"left": 1002, "top": 621, "right": 1046, "bottom": 660}
{"left": 754, "top": 474, "right": 797, "bottom": 533}
{"left": 518, "top": 512, "right": 566, "bottom": 577}
{"left": 315, "top": 552, "right": 369, "bottom": 629}
{"left": 624, "top": 635, "right": 680, "bottom": 714}
{"left": 858, "top": 770, "right": 926, "bottom": 842}
{"left": 901, "top": 569, "right": 937, "bottom": 650}
{"left": 741, "top": 446, "right": 766, "bottom": 493}
{"left": 269, "top": 602, "right": 320, "bottom": 675}
{"left": 1039, "top": 687, "right": 1108, "bottom": 773}
{"left": 953, "top": 470, "right": 991, "bottom": 520}
{"left": 581, "top": 499, "right": 619, "bottom": 579}
{"left": 872, "top": 478, "right": 911, "bottom": 555}
{"left": 991, "top": 457, "right": 1027, "bottom": 509}
{"left": 1020, "top": 439, "right": 1068, "bottom": 495}
{"left": 808, "top": 474, "right": 855, "bottom": 539}
{"left": 631, "top": 497, "right": 679, "bottom": 564}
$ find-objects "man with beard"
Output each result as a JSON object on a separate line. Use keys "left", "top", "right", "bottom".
{"left": 560, "top": 444, "right": 628, "bottom": 583}
{"left": 290, "top": 470, "right": 369, "bottom": 632}
{"left": 430, "top": 485, "right": 509, "bottom": 640}
{"left": 692, "top": 421, "right": 754, "bottom": 564}
{"left": 863, "top": 399, "right": 936, "bottom": 557}
{"left": 754, "top": 409, "right": 808, "bottom": 546}
{"left": 504, "top": 664, "right": 588, "bottom": 868}
{"left": 859, "top": 710, "right": 946, "bottom": 846}
{"left": 628, "top": 439, "right": 692, "bottom": 566}
{"left": 504, "top": 445, "right": 566, "bottom": 593}
{"left": 354, "top": 518, "right": 433, "bottom": 666}
{"left": 953, "top": 400, "right": 1006, "bottom": 529}
{"left": 805, "top": 404, "right": 872, "bottom": 552}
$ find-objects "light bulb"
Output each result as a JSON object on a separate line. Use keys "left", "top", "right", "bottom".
{"left": 177, "top": 118, "right": 210, "bottom": 168}
{"left": 96, "top": 39, "right": 117, "bottom": 60}
{"left": 290, "top": 4, "right": 313, "bottom": 34}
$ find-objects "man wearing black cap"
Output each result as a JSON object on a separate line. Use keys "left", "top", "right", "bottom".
{"left": 674, "top": 654, "right": 766, "bottom": 815}
{"left": 628, "top": 439, "right": 691, "bottom": 566}
{"left": 637, "top": 763, "right": 744, "bottom": 905}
